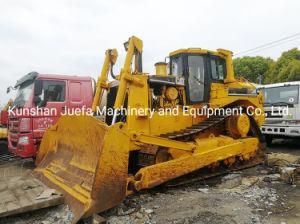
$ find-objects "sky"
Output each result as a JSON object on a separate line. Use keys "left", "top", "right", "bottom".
{"left": 0, "top": 0, "right": 300, "bottom": 106}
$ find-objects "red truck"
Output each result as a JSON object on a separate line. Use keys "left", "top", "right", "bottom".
{"left": 0, "top": 111, "right": 8, "bottom": 154}
{"left": 0, "top": 110, "right": 8, "bottom": 126}
{"left": 0, "top": 100, "right": 12, "bottom": 154}
{"left": 7, "top": 72, "right": 94, "bottom": 158}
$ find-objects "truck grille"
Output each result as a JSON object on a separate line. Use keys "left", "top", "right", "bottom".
{"left": 9, "top": 118, "right": 20, "bottom": 148}
{"left": 264, "top": 120, "right": 284, "bottom": 125}
{"left": 265, "top": 111, "right": 283, "bottom": 118}
{"left": 9, "top": 118, "right": 20, "bottom": 133}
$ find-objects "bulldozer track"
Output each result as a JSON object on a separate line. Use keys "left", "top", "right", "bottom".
{"left": 137, "top": 115, "right": 228, "bottom": 167}
{"left": 138, "top": 113, "right": 266, "bottom": 166}
{"left": 159, "top": 114, "right": 266, "bottom": 187}
{"left": 160, "top": 115, "right": 228, "bottom": 140}
{"left": 137, "top": 113, "right": 265, "bottom": 183}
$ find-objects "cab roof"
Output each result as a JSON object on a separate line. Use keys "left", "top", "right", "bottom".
{"left": 14, "top": 72, "right": 92, "bottom": 88}
{"left": 169, "top": 48, "right": 233, "bottom": 58}
{"left": 259, "top": 81, "right": 300, "bottom": 89}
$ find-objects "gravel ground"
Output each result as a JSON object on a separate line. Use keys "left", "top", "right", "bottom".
{"left": 0, "top": 139, "right": 299, "bottom": 224}
{"left": 101, "top": 167, "right": 299, "bottom": 224}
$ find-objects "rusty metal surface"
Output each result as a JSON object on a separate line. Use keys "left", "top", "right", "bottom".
{"left": 164, "top": 150, "right": 265, "bottom": 187}
{"left": 34, "top": 115, "right": 130, "bottom": 223}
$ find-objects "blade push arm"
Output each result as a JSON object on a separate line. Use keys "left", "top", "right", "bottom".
{"left": 92, "top": 49, "right": 118, "bottom": 113}
{"left": 112, "top": 36, "right": 143, "bottom": 124}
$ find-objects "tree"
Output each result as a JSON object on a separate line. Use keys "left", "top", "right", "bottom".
{"left": 233, "top": 56, "right": 274, "bottom": 83}
{"left": 264, "top": 48, "right": 300, "bottom": 83}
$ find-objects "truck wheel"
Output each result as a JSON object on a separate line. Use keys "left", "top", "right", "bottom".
{"left": 0, "top": 141, "right": 8, "bottom": 155}
{"left": 265, "top": 135, "right": 273, "bottom": 146}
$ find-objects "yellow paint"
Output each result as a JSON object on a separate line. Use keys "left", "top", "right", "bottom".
{"left": 92, "top": 49, "right": 118, "bottom": 112}
{"left": 165, "top": 87, "right": 178, "bottom": 101}
{"left": 34, "top": 36, "right": 265, "bottom": 223}
{"left": 155, "top": 62, "right": 167, "bottom": 76}
{"left": 114, "top": 36, "right": 143, "bottom": 109}
{"left": 0, "top": 127, "right": 7, "bottom": 140}
{"left": 131, "top": 137, "right": 258, "bottom": 190}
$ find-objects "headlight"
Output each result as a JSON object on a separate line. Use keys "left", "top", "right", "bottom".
{"left": 18, "top": 136, "right": 29, "bottom": 145}
{"left": 19, "top": 118, "right": 31, "bottom": 132}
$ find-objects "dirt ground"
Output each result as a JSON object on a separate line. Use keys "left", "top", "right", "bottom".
{"left": 0, "top": 139, "right": 300, "bottom": 224}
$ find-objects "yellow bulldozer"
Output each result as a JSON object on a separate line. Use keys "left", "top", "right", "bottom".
{"left": 34, "top": 36, "right": 265, "bottom": 222}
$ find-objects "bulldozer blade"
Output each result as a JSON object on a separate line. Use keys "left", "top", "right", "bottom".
{"left": 34, "top": 115, "right": 130, "bottom": 223}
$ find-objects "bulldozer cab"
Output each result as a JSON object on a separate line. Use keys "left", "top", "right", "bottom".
{"left": 169, "top": 50, "right": 229, "bottom": 105}
{"left": 104, "top": 49, "right": 232, "bottom": 125}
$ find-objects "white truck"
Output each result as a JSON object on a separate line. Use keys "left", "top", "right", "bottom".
{"left": 259, "top": 81, "right": 300, "bottom": 145}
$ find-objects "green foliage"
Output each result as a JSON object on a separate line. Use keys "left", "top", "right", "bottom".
{"left": 233, "top": 56, "right": 273, "bottom": 83}
{"left": 264, "top": 48, "right": 300, "bottom": 83}
{"left": 233, "top": 48, "right": 300, "bottom": 84}
{"left": 233, "top": 48, "right": 300, "bottom": 83}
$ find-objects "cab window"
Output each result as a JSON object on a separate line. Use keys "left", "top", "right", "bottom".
{"left": 170, "top": 56, "right": 183, "bottom": 76}
{"left": 188, "top": 55, "right": 205, "bottom": 102}
{"left": 211, "top": 57, "right": 226, "bottom": 81}
{"left": 35, "top": 80, "right": 66, "bottom": 106}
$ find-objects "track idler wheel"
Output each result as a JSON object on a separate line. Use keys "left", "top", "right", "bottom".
{"left": 226, "top": 113, "right": 250, "bottom": 138}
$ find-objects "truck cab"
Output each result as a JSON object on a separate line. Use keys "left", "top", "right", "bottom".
{"left": 8, "top": 72, "right": 94, "bottom": 157}
{"left": 259, "top": 81, "right": 300, "bottom": 145}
